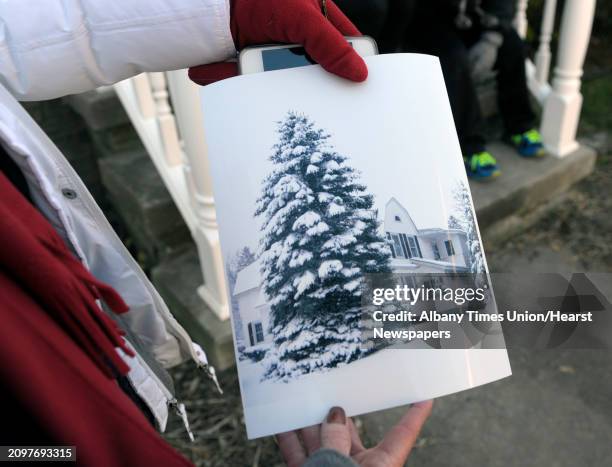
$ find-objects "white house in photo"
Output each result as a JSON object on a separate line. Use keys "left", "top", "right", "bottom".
{"left": 383, "top": 197, "right": 470, "bottom": 274}
{"left": 234, "top": 197, "right": 471, "bottom": 349}
{"left": 233, "top": 261, "right": 272, "bottom": 349}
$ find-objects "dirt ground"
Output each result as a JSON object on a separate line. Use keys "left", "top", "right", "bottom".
{"left": 164, "top": 364, "right": 284, "bottom": 467}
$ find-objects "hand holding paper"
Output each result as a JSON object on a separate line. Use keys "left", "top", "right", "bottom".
{"left": 188, "top": 0, "right": 368, "bottom": 85}
{"left": 278, "top": 402, "right": 434, "bottom": 467}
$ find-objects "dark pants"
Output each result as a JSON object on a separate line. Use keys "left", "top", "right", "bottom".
{"left": 408, "top": 13, "right": 535, "bottom": 155}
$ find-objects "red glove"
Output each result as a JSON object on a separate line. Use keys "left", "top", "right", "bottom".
{"left": 188, "top": 0, "right": 367, "bottom": 85}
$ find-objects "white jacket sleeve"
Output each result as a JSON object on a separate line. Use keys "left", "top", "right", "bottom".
{"left": 0, "top": 0, "right": 236, "bottom": 101}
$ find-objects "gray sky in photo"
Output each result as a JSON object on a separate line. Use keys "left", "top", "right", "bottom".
{"left": 201, "top": 54, "right": 471, "bottom": 258}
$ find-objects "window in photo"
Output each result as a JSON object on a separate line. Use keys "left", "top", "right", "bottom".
{"left": 445, "top": 239, "right": 455, "bottom": 256}
{"left": 386, "top": 232, "right": 396, "bottom": 258}
{"left": 391, "top": 233, "right": 406, "bottom": 258}
{"left": 407, "top": 236, "right": 421, "bottom": 258}
{"left": 432, "top": 242, "right": 441, "bottom": 260}
{"left": 254, "top": 321, "right": 265, "bottom": 343}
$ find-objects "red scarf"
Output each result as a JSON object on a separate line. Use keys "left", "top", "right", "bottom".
{"left": 0, "top": 172, "right": 134, "bottom": 377}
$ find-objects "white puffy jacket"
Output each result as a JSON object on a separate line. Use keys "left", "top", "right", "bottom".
{"left": 0, "top": 0, "right": 235, "bottom": 432}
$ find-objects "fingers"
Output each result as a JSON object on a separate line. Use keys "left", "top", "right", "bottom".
{"left": 286, "top": 2, "right": 367, "bottom": 82}
{"left": 188, "top": 62, "right": 238, "bottom": 86}
{"left": 376, "top": 400, "right": 433, "bottom": 464}
{"left": 320, "top": 407, "right": 352, "bottom": 456}
{"left": 299, "top": 425, "right": 321, "bottom": 454}
{"left": 277, "top": 431, "right": 307, "bottom": 467}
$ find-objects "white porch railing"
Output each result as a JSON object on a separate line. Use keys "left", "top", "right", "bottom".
{"left": 114, "top": 70, "right": 230, "bottom": 321}
{"left": 113, "top": 0, "right": 596, "bottom": 322}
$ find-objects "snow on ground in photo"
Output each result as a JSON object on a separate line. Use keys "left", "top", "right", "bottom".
{"left": 238, "top": 348, "right": 511, "bottom": 438}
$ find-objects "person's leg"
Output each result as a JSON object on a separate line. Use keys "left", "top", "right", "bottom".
{"left": 495, "top": 28, "right": 536, "bottom": 135}
{"left": 495, "top": 28, "right": 545, "bottom": 157}
{"left": 407, "top": 22, "right": 499, "bottom": 179}
{"left": 408, "top": 26, "right": 486, "bottom": 156}
{"left": 334, "top": 0, "right": 389, "bottom": 39}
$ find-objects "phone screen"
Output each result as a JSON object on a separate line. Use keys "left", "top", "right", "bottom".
{"left": 262, "top": 47, "right": 317, "bottom": 71}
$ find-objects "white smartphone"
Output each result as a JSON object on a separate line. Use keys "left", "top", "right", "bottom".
{"left": 238, "top": 36, "right": 378, "bottom": 75}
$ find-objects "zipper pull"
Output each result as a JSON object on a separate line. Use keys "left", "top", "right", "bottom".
{"left": 169, "top": 399, "right": 195, "bottom": 442}
{"left": 205, "top": 364, "right": 223, "bottom": 395}
{"left": 192, "top": 343, "right": 223, "bottom": 394}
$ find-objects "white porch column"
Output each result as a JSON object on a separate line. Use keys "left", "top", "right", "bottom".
{"left": 540, "top": 0, "right": 596, "bottom": 157}
{"left": 166, "top": 70, "right": 230, "bottom": 321}
{"left": 534, "top": 0, "right": 558, "bottom": 85}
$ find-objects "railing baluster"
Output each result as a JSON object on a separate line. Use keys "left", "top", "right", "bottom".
{"left": 115, "top": 69, "right": 230, "bottom": 321}
{"left": 132, "top": 74, "right": 155, "bottom": 119}
{"left": 166, "top": 70, "right": 230, "bottom": 321}
{"left": 540, "top": 0, "right": 596, "bottom": 157}
{"left": 150, "top": 72, "right": 182, "bottom": 167}
{"left": 535, "top": 0, "right": 558, "bottom": 85}
{"left": 514, "top": 0, "right": 529, "bottom": 39}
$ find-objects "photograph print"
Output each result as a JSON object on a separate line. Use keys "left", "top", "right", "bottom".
{"left": 201, "top": 54, "right": 511, "bottom": 438}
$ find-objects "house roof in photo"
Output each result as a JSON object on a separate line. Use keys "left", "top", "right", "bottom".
{"left": 385, "top": 197, "right": 413, "bottom": 220}
{"left": 385, "top": 197, "right": 467, "bottom": 237}
{"left": 233, "top": 259, "right": 262, "bottom": 295}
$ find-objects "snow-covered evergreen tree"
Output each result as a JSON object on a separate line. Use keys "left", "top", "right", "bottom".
{"left": 447, "top": 214, "right": 462, "bottom": 230}
{"left": 236, "top": 247, "right": 256, "bottom": 271}
{"left": 255, "top": 112, "right": 391, "bottom": 380}
{"left": 449, "top": 182, "right": 485, "bottom": 274}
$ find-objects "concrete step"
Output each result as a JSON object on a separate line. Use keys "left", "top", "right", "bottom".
{"left": 471, "top": 142, "right": 597, "bottom": 246}
{"left": 98, "top": 149, "right": 191, "bottom": 267}
{"left": 64, "top": 89, "right": 144, "bottom": 158}
{"left": 64, "top": 87, "right": 129, "bottom": 132}
{"left": 152, "top": 246, "right": 235, "bottom": 371}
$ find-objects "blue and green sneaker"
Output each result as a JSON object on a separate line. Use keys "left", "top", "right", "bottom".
{"left": 509, "top": 128, "right": 546, "bottom": 158}
{"left": 464, "top": 151, "right": 501, "bottom": 180}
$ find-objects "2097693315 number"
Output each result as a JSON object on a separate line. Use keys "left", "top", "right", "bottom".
{"left": 1, "top": 446, "right": 75, "bottom": 462}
